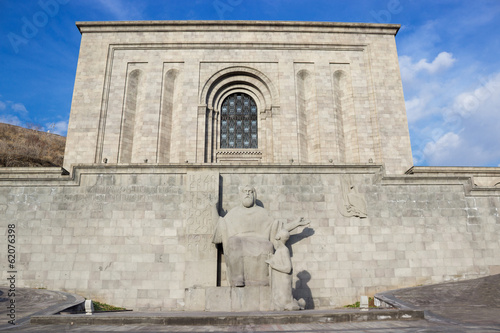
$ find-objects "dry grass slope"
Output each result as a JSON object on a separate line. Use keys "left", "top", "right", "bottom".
{"left": 0, "top": 123, "right": 66, "bottom": 167}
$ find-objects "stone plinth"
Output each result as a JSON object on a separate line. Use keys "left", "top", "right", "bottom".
{"left": 185, "top": 286, "right": 272, "bottom": 312}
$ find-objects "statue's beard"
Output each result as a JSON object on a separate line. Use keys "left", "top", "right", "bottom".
{"left": 242, "top": 196, "right": 254, "bottom": 208}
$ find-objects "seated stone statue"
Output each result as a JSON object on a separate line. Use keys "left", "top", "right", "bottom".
{"left": 212, "top": 185, "right": 280, "bottom": 287}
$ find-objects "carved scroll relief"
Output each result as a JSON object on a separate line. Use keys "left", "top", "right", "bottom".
{"left": 338, "top": 175, "right": 367, "bottom": 218}
{"left": 183, "top": 171, "right": 220, "bottom": 287}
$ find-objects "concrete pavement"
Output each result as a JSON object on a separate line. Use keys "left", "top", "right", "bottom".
{"left": 1, "top": 274, "right": 499, "bottom": 332}
{"left": 376, "top": 273, "right": 500, "bottom": 327}
{"left": 0, "top": 287, "right": 83, "bottom": 330}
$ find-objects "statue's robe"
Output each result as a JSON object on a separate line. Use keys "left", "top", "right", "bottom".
{"left": 267, "top": 244, "right": 296, "bottom": 310}
{"left": 213, "top": 205, "right": 279, "bottom": 286}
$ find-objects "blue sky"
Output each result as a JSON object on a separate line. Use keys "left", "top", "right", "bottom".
{"left": 1, "top": 0, "right": 499, "bottom": 167}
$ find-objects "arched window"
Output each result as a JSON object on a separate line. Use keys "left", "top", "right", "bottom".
{"left": 220, "top": 93, "right": 258, "bottom": 149}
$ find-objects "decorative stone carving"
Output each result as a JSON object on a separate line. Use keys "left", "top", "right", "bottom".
{"left": 339, "top": 176, "right": 367, "bottom": 218}
{"left": 183, "top": 172, "right": 219, "bottom": 288}
{"left": 212, "top": 185, "right": 280, "bottom": 287}
{"left": 266, "top": 218, "right": 309, "bottom": 311}
{"left": 216, "top": 149, "right": 263, "bottom": 163}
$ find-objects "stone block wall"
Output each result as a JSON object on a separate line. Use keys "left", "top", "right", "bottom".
{"left": 1, "top": 165, "right": 499, "bottom": 311}
{"left": 64, "top": 21, "right": 413, "bottom": 174}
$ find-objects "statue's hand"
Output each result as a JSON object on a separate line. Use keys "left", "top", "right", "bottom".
{"left": 265, "top": 252, "right": 273, "bottom": 265}
{"left": 298, "top": 217, "right": 310, "bottom": 226}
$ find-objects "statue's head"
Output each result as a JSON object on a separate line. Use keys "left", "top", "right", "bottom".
{"left": 241, "top": 185, "right": 256, "bottom": 208}
{"left": 275, "top": 229, "right": 290, "bottom": 243}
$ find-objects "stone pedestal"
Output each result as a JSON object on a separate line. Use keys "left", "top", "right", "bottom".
{"left": 185, "top": 286, "right": 271, "bottom": 311}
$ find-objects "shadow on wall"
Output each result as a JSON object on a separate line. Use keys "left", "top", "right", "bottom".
{"left": 289, "top": 227, "right": 315, "bottom": 309}
{"left": 288, "top": 227, "right": 314, "bottom": 255}
{"left": 293, "top": 270, "right": 314, "bottom": 309}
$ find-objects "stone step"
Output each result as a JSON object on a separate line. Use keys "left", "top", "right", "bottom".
{"left": 30, "top": 309, "right": 424, "bottom": 326}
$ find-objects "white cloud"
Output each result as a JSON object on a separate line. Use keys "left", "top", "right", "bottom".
{"left": 415, "top": 52, "right": 456, "bottom": 74}
{"left": 405, "top": 96, "right": 431, "bottom": 124}
{"left": 46, "top": 120, "right": 68, "bottom": 136}
{"left": 1, "top": 100, "right": 27, "bottom": 127}
{"left": 450, "top": 72, "right": 500, "bottom": 118}
{"left": 399, "top": 56, "right": 415, "bottom": 82}
{"left": 422, "top": 130, "right": 496, "bottom": 167}
{"left": 404, "top": 84, "right": 442, "bottom": 124}
{"left": 422, "top": 132, "right": 461, "bottom": 165}
{"left": 405, "top": 97, "right": 422, "bottom": 122}
{"left": 11, "top": 103, "right": 28, "bottom": 115}
{"left": 0, "top": 114, "right": 23, "bottom": 127}
{"left": 418, "top": 72, "right": 500, "bottom": 166}
{"left": 400, "top": 52, "right": 456, "bottom": 82}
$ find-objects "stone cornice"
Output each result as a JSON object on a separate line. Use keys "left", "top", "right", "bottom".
{"left": 76, "top": 20, "right": 400, "bottom": 35}
{"left": 1, "top": 164, "right": 499, "bottom": 196}
{"left": 406, "top": 166, "right": 500, "bottom": 176}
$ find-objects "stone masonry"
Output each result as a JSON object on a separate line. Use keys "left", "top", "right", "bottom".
{"left": 63, "top": 21, "right": 412, "bottom": 174}
{"left": 1, "top": 165, "right": 500, "bottom": 311}
{"left": 1, "top": 21, "right": 500, "bottom": 312}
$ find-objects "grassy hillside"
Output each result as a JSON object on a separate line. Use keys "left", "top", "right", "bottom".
{"left": 0, "top": 123, "right": 66, "bottom": 167}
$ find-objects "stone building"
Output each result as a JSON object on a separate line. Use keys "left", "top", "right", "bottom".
{"left": 64, "top": 20, "right": 412, "bottom": 174}
{"left": 1, "top": 21, "right": 499, "bottom": 312}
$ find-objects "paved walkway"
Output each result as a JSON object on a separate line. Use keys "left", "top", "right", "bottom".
{"left": 376, "top": 273, "right": 500, "bottom": 327}
{"left": 1, "top": 274, "right": 499, "bottom": 332}
{"left": 0, "top": 287, "right": 83, "bottom": 329}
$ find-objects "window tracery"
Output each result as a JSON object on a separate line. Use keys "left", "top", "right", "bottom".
{"left": 220, "top": 93, "right": 258, "bottom": 149}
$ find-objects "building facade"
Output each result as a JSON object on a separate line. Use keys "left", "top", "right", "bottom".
{"left": 1, "top": 21, "right": 499, "bottom": 312}
{"left": 64, "top": 20, "right": 412, "bottom": 174}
